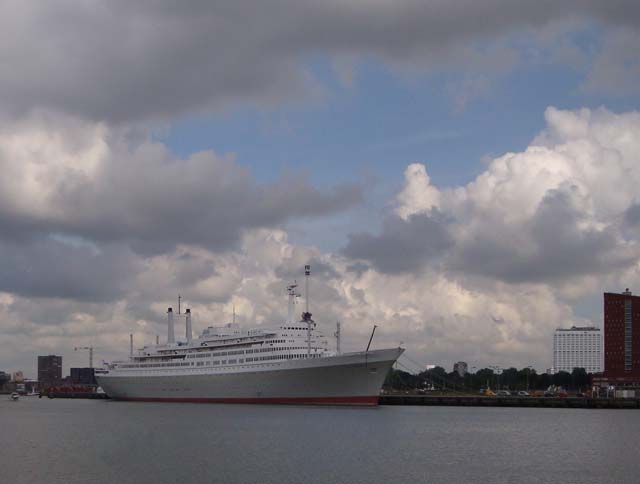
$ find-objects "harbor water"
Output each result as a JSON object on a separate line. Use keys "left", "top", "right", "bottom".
{"left": 1, "top": 397, "right": 638, "bottom": 484}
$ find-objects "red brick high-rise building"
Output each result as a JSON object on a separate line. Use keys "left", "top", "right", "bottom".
{"left": 602, "top": 290, "right": 640, "bottom": 387}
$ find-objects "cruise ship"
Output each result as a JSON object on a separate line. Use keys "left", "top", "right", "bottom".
{"left": 96, "top": 266, "right": 403, "bottom": 405}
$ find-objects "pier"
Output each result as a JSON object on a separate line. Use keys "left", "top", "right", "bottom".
{"left": 379, "top": 395, "right": 640, "bottom": 408}
{"left": 43, "top": 391, "right": 109, "bottom": 400}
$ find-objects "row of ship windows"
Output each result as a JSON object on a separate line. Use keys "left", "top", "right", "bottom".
{"left": 121, "top": 353, "right": 319, "bottom": 369}
{"left": 121, "top": 362, "right": 191, "bottom": 368}
{"left": 188, "top": 346, "right": 311, "bottom": 359}
{"left": 121, "top": 362, "right": 305, "bottom": 374}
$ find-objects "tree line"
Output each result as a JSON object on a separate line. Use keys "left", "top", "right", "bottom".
{"left": 385, "top": 366, "right": 592, "bottom": 392}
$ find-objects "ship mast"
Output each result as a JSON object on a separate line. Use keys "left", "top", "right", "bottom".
{"left": 302, "top": 265, "right": 312, "bottom": 358}
{"left": 287, "top": 282, "right": 299, "bottom": 324}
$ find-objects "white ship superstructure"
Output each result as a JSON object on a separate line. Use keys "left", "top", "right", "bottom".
{"left": 97, "top": 267, "right": 403, "bottom": 405}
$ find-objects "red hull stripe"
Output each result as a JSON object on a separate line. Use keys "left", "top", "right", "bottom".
{"left": 116, "top": 395, "right": 379, "bottom": 406}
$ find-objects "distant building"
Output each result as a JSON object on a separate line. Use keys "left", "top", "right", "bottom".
{"left": 70, "top": 367, "right": 96, "bottom": 385}
{"left": 38, "top": 355, "right": 62, "bottom": 387}
{"left": 0, "top": 371, "right": 9, "bottom": 390}
{"left": 597, "top": 289, "right": 640, "bottom": 388}
{"left": 453, "top": 361, "right": 468, "bottom": 377}
{"left": 553, "top": 326, "right": 602, "bottom": 374}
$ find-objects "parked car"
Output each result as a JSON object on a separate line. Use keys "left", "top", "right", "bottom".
{"left": 517, "top": 391, "right": 531, "bottom": 397}
{"left": 556, "top": 392, "right": 569, "bottom": 398}
{"left": 496, "top": 390, "right": 511, "bottom": 396}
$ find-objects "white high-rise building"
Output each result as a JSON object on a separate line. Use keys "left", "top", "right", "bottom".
{"left": 553, "top": 326, "right": 602, "bottom": 374}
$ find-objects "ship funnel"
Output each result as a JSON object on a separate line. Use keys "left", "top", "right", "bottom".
{"left": 167, "top": 307, "right": 175, "bottom": 344}
{"left": 185, "top": 308, "right": 192, "bottom": 344}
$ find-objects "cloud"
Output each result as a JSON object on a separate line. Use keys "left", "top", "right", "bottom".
{"left": 343, "top": 212, "right": 453, "bottom": 274}
{"left": 0, "top": 112, "right": 362, "bottom": 255}
{"left": 3, "top": 105, "right": 640, "bottom": 379}
{"left": 581, "top": 28, "right": 640, "bottom": 96}
{"left": 350, "top": 107, "right": 640, "bottom": 285}
{"left": 395, "top": 164, "right": 441, "bottom": 219}
{"left": 0, "top": 238, "right": 136, "bottom": 302}
{"left": 1, "top": 1, "right": 639, "bottom": 122}
{"left": 450, "top": 187, "right": 637, "bottom": 283}
{"left": 0, "top": 227, "right": 576, "bottom": 376}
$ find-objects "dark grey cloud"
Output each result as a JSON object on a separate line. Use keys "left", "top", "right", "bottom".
{"left": 343, "top": 188, "right": 640, "bottom": 282}
{"left": 451, "top": 189, "right": 638, "bottom": 283}
{"left": 1, "top": 1, "right": 639, "bottom": 122}
{"left": 0, "top": 238, "right": 136, "bottom": 302}
{"left": 0, "top": 128, "right": 363, "bottom": 255}
{"left": 624, "top": 202, "right": 640, "bottom": 226}
{"left": 343, "top": 212, "right": 453, "bottom": 274}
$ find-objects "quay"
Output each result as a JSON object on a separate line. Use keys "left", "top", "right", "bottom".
{"left": 43, "top": 391, "right": 109, "bottom": 400}
{"left": 379, "top": 395, "right": 640, "bottom": 408}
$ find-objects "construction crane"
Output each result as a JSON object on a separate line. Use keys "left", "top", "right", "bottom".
{"left": 74, "top": 346, "right": 96, "bottom": 368}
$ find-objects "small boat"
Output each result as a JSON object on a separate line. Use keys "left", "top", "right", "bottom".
{"left": 9, "top": 392, "right": 19, "bottom": 401}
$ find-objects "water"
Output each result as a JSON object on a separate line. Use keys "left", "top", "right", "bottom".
{"left": 1, "top": 398, "right": 639, "bottom": 484}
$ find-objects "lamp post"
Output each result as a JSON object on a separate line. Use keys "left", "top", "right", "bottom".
{"left": 489, "top": 365, "right": 502, "bottom": 391}
{"left": 525, "top": 366, "right": 533, "bottom": 391}
{"left": 471, "top": 366, "right": 477, "bottom": 392}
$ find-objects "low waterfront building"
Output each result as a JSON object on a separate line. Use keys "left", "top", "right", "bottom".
{"left": 553, "top": 326, "right": 602, "bottom": 374}
{"left": 70, "top": 367, "right": 96, "bottom": 385}
{"left": 0, "top": 371, "right": 9, "bottom": 391}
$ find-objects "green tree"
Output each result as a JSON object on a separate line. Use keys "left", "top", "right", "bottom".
{"left": 384, "top": 369, "right": 417, "bottom": 389}
{"left": 552, "top": 371, "right": 571, "bottom": 389}
{"left": 501, "top": 367, "right": 519, "bottom": 390}
{"left": 571, "top": 368, "right": 589, "bottom": 390}
{"left": 475, "top": 368, "right": 495, "bottom": 390}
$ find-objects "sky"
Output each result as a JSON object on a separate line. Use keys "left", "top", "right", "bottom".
{"left": 1, "top": 0, "right": 640, "bottom": 377}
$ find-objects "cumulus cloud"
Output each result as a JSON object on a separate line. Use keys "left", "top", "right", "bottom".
{"left": 2, "top": 0, "right": 640, "bottom": 377}
{"left": 395, "top": 164, "right": 441, "bottom": 219}
{"left": 0, "top": 112, "right": 362, "bottom": 254}
{"left": 0, "top": 227, "right": 575, "bottom": 377}
{"left": 3, "top": 103, "right": 640, "bottom": 379}
{"left": 0, "top": 1, "right": 639, "bottom": 122}
{"left": 349, "top": 107, "right": 640, "bottom": 287}
{"left": 6, "top": 106, "right": 638, "bottom": 378}
{"left": 450, "top": 187, "right": 637, "bottom": 283}
{"left": 344, "top": 213, "right": 452, "bottom": 274}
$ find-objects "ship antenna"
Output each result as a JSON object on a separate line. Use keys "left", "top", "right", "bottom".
{"left": 233, "top": 304, "right": 236, "bottom": 324}
{"left": 178, "top": 294, "right": 181, "bottom": 315}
